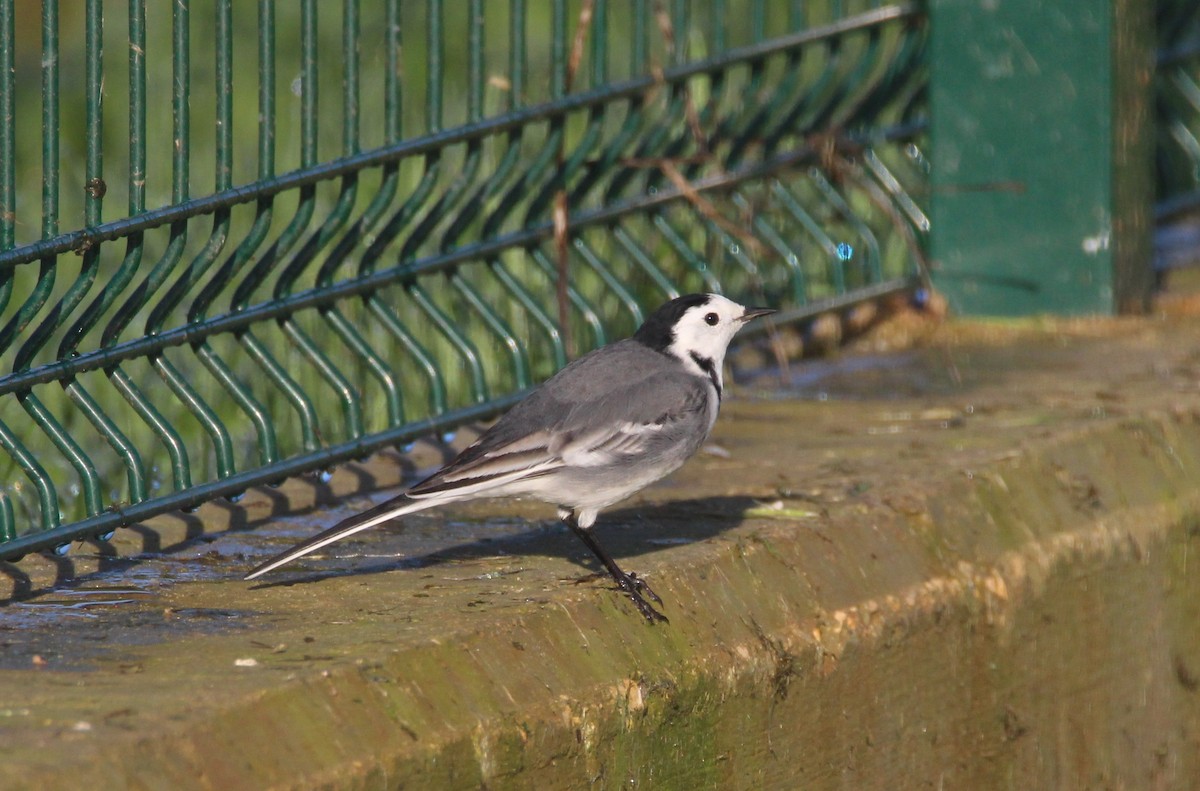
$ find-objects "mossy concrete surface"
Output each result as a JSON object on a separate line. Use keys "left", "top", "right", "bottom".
{"left": 2, "top": 317, "right": 1200, "bottom": 789}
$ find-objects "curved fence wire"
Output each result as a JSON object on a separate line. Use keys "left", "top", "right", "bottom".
{"left": 0, "top": 1, "right": 929, "bottom": 561}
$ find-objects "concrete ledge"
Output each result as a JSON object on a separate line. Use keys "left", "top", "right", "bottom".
{"left": 2, "top": 319, "right": 1200, "bottom": 789}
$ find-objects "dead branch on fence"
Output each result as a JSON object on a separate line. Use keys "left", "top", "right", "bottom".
{"left": 554, "top": 0, "right": 596, "bottom": 360}
{"left": 624, "top": 156, "right": 762, "bottom": 259}
{"left": 652, "top": 3, "right": 708, "bottom": 155}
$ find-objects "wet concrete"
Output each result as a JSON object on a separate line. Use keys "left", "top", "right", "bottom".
{"left": 2, "top": 314, "right": 1200, "bottom": 789}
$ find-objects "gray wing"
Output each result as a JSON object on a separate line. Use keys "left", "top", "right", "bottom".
{"left": 408, "top": 342, "right": 712, "bottom": 498}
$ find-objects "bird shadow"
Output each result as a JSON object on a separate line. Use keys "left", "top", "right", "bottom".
{"left": 245, "top": 494, "right": 762, "bottom": 590}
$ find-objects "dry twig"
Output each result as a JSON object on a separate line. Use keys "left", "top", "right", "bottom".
{"left": 554, "top": 0, "right": 596, "bottom": 359}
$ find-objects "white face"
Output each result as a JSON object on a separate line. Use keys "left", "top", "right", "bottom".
{"left": 667, "top": 294, "right": 754, "bottom": 378}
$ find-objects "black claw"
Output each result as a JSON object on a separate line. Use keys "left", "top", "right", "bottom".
{"left": 629, "top": 591, "right": 669, "bottom": 624}
{"left": 626, "top": 571, "right": 662, "bottom": 605}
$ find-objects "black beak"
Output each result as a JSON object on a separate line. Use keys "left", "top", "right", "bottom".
{"left": 738, "top": 306, "right": 776, "bottom": 323}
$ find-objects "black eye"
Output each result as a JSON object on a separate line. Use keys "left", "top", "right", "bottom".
{"left": 704, "top": 312, "right": 719, "bottom": 326}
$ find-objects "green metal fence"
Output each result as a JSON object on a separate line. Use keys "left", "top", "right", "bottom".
{"left": 1158, "top": 0, "right": 1200, "bottom": 219}
{"left": 0, "top": 1, "right": 928, "bottom": 562}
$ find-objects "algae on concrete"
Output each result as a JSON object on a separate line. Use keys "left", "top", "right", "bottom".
{"left": 2, "top": 318, "right": 1200, "bottom": 789}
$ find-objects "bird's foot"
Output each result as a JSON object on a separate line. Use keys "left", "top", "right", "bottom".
{"left": 561, "top": 513, "right": 668, "bottom": 623}
{"left": 615, "top": 571, "right": 668, "bottom": 624}
{"left": 571, "top": 570, "right": 667, "bottom": 623}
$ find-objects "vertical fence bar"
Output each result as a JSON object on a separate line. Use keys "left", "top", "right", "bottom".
{"left": 175, "top": 0, "right": 190, "bottom": 202}
{"left": 300, "top": 0, "right": 317, "bottom": 168}
{"left": 128, "top": 0, "right": 145, "bottom": 217}
{"left": 0, "top": 490, "right": 13, "bottom": 542}
{"left": 552, "top": 0, "right": 566, "bottom": 98}
{"left": 789, "top": 0, "right": 804, "bottom": 30}
{"left": 85, "top": 0, "right": 104, "bottom": 228}
{"left": 671, "top": 0, "right": 688, "bottom": 65}
{"left": 0, "top": 0, "right": 15, "bottom": 539}
{"left": 344, "top": 0, "right": 359, "bottom": 153}
{"left": 712, "top": 0, "right": 727, "bottom": 54}
{"left": 591, "top": 0, "right": 607, "bottom": 86}
{"left": 632, "top": 0, "right": 646, "bottom": 75}
{"left": 509, "top": 0, "right": 525, "bottom": 109}
{"left": 467, "top": 0, "right": 482, "bottom": 121}
{"left": 427, "top": 0, "right": 443, "bottom": 132}
{"left": 42, "top": 1, "right": 59, "bottom": 241}
{"left": 0, "top": 0, "right": 14, "bottom": 252}
{"left": 215, "top": 0, "right": 232, "bottom": 192}
{"left": 385, "top": 0, "right": 400, "bottom": 139}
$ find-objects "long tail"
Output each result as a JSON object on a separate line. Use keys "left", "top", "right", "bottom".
{"left": 244, "top": 493, "right": 440, "bottom": 580}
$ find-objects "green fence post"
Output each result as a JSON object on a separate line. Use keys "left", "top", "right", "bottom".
{"left": 929, "top": 0, "right": 1154, "bottom": 315}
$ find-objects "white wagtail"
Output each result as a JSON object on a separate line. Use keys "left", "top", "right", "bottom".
{"left": 246, "top": 293, "right": 774, "bottom": 622}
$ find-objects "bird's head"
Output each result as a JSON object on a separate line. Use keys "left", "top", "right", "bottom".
{"left": 633, "top": 293, "right": 775, "bottom": 382}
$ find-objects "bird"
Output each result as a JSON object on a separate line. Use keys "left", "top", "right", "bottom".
{"left": 245, "top": 293, "right": 775, "bottom": 623}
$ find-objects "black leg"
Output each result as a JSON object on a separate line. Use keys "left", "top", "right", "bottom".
{"left": 563, "top": 511, "right": 668, "bottom": 624}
